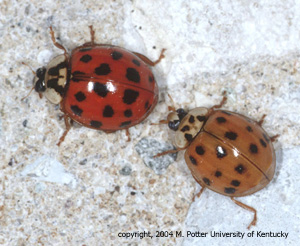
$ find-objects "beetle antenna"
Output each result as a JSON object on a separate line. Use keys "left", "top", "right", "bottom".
{"left": 21, "top": 86, "right": 35, "bottom": 101}
{"left": 150, "top": 94, "right": 177, "bottom": 126}
{"left": 167, "top": 93, "right": 176, "bottom": 112}
{"left": 21, "top": 62, "right": 36, "bottom": 101}
{"left": 22, "top": 62, "right": 36, "bottom": 75}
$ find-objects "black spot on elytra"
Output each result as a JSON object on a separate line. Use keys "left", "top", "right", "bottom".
{"left": 225, "top": 131, "right": 238, "bottom": 140}
{"left": 215, "top": 171, "right": 222, "bottom": 177}
{"left": 189, "top": 115, "right": 195, "bottom": 123}
{"left": 72, "top": 71, "right": 85, "bottom": 77}
{"left": 72, "top": 71, "right": 86, "bottom": 82}
{"left": 47, "top": 62, "right": 67, "bottom": 76}
{"left": 197, "top": 115, "right": 206, "bottom": 122}
{"left": 95, "top": 63, "right": 111, "bottom": 75}
{"left": 74, "top": 91, "right": 86, "bottom": 102}
{"left": 203, "top": 177, "right": 210, "bottom": 186}
{"left": 180, "top": 125, "right": 190, "bottom": 132}
{"left": 195, "top": 146, "right": 205, "bottom": 155}
{"left": 94, "top": 82, "right": 109, "bottom": 97}
{"left": 123, "top": 89, "right": 139, "bottom": 104}
{"left": 246, "top": 126, "right": 253, "bottom": 132}
{"left": 216, "top": 146, "right": 227, "bottom": 158}
{"left": 224, "top": 187, "right": 236, "bottom": 194}
{"left": 90, "top": 120, "right": 102, "bottom": 128}
{"left": 144, "top": 101, "right": 149, "bottom": 110}
{"left": 111, "top": 51, "right": 123, "bottom": 60}
{"left": 80, "top": 54, "right": 92, "bottom": 63}
{"left": 231, "top": 180, "right": 240, "bottom": 187}
{"left": 249, "top": 144, "right": 258, "bottom": 154}
{"left": 72, "top": 71, "right": 85, "bottom": 76}
{"left": 149, "top": 76, "right": 154, "bottom": 83}
{"left": 132, "top": 59, "right": 140, "bottom": 66}
{"left": 103, "top": 105, "right": 114, "bottom": 117}
{"left": 216, "top": 117, "right": 226, "bottom": 123}
{"left": 124, "top": 109, "right": 132, "bottom": 118}
{"left": 71, "top": 105, "right": 83, "bottom": 116}
{"left": 184, "top": 133, "right": 193, "bottom": 141}
{"left": 260, "top": 138, "right": 267, "bottom": 147}
{"left": 235, "top": 164, "right": 246, "bottom": 174}
{"left": 189, "top": 155, "right": 197, "bottom": 165}
{"left": 126, "top": 68, "right": 140, "bottom": 83}
{"left": 79, "top": 47, "right": 92, "bottom": 52}
{"left": 47, "top": 79, "right": 64, "bottom": 95}
{"left": 120, "top": 121, "right": 131, "bottom": 128}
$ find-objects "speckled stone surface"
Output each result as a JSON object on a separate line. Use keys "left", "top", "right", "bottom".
{"left": 1, "top": 1, "right": 300, "bottom": 245}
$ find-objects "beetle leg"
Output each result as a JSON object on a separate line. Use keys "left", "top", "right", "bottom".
{"left": 133, "top": 48, "right": 166, "bottom": 66}
{"left": 192, "top": 186, "right": 206, "bottom": 202}
{"left": 57, "top": 115, "right": 72, "bottom": 146}
{"left": 153, "top": 147, "right": 185, "bottom": 158}
{"left": 211, "top": 95, "right": 227, "bottom": 110}
{"left": 125, "top": 128, "right": 131, "bottom": 142}
{"left": 151, "top": 119, "right": 168, "bottom": 126}
{"left": 49, "top": 26, "right": 68, "bottom": 55}
{"left": 88, "top": 25, "right": 95, "bottom": 44}
{"left": 270, "top": 134, "right": 280, "bottom": 142}
{"left": 257, "top": 114, "right": 267, "bottom": 126}
{"left": 231, "top": 197, "right": 257, "bottom": 230}
{"left": 207, "top": 93, "right": 227, "bottom": 116}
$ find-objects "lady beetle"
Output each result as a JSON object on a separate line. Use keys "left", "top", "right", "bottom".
{"left": 31, "top": 26, "right": 165, "bottom": 145}
{"left": 157, "top": 95, "right": 278, "bottom": 229}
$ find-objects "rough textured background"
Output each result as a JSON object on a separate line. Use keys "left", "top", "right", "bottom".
{"left": 0, "top": 1, "right": 299, "bottom": 245}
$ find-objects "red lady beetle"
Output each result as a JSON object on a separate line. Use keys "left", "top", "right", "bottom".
{"left": 157, "top": 95, "right": 278, "bottom": 229}
{"left": 32, "top": 26, "right": 165, "bottom": 145}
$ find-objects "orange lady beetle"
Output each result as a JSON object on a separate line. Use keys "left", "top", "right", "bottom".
{"left": 157, "top": 95, "right": 278, "bottom": 229}
{"left": 30, "top": 26, "right": 165, "bottom": 145}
